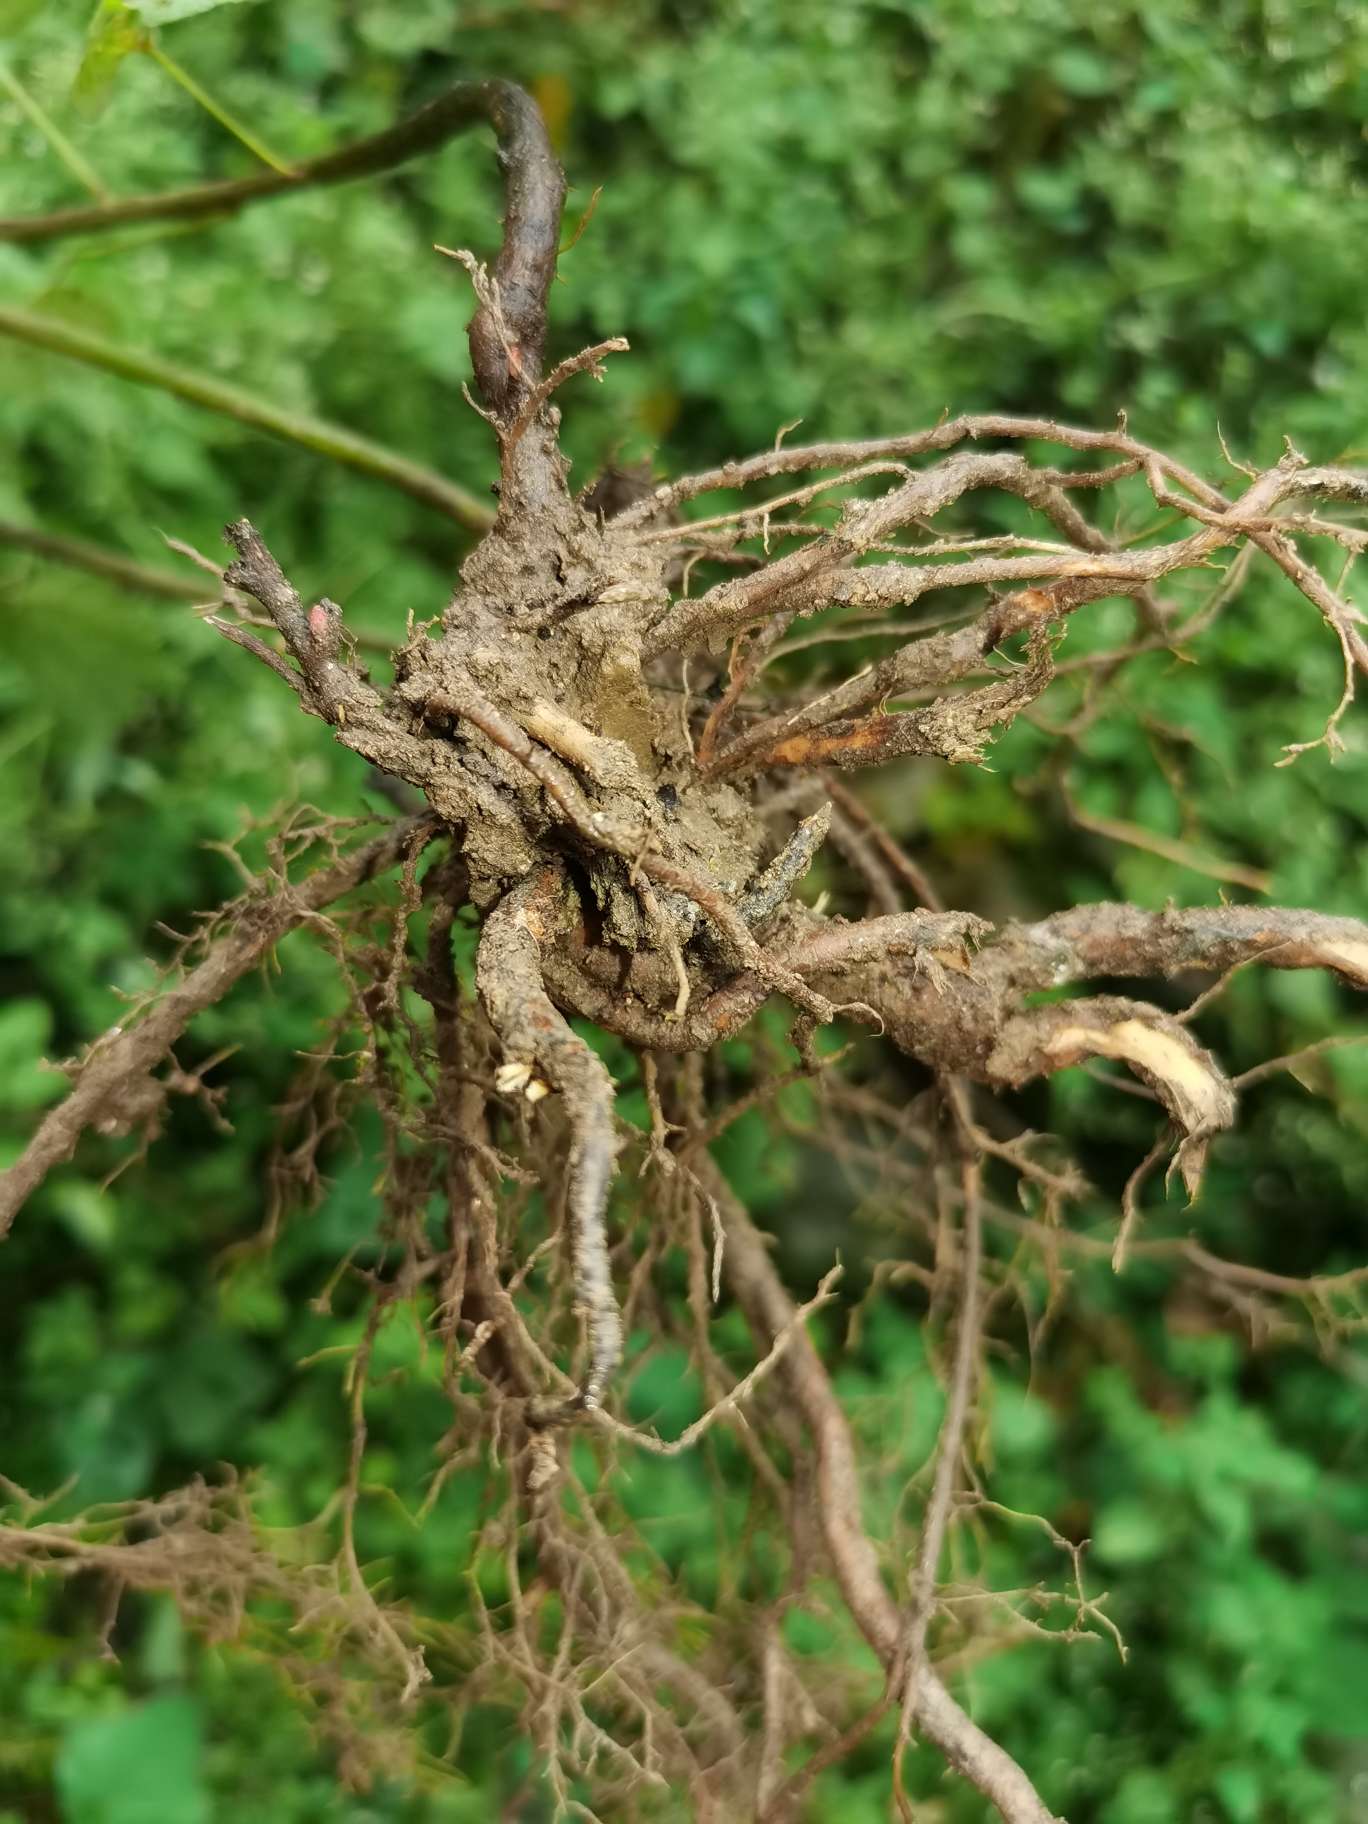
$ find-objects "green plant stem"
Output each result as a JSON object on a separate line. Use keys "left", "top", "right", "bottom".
{"left": 0, "top": 60, "right": 110, "bottom": 201}
{"left": 146, "top": 43, "right": 294, "bottom": 177}
{"left": 0, "top": 517, "right": 211, "bottom": 599}
{"left": 0, "top": 516, "right": 395, "bottom": 651}
{"left": 0, "top": 305, "right": 494, "bottom": 531}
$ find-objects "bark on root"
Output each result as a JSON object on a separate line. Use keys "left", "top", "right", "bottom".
{"left": 477, "top": 871, "right": 623, "bottom": 1416}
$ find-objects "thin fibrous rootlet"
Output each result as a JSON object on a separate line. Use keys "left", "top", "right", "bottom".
{"left": 4, "top": 76, "right": 1368, "bottom": 1824}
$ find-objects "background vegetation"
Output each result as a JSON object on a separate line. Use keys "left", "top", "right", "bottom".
{"left": 2, "top": 1, "right": 1367, "bottom": 1819}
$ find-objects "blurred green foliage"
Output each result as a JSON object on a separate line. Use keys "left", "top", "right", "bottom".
{"left": 2, "top": 1, "right": 1368, "bottom": 1820}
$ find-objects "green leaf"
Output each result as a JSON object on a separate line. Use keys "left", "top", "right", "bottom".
{"left": 1091, "top": 1499, "right": 1170, "bottom": 1567}
{"left": 0, "top": 998, "right": 63, "bottom": 1112}
{"left": 55, "top": 1695, "right": 208, "bottom": 1824}
{"left": 1050, "top": 47, "right": 1117, "bottom": 98}
{"left": 1213, "top": 1764, "right": 1262, "bottom": 1824}
{"left": 0, "top": 0, "right": 44, "bottom": 38}
{"left": 72, "top": 1, "right": 149, "bottom": 118}
{"left": 49, "top": 1182, "right": 118, "bottom": 1254}
{"left": 132, "top": 0, "right": 255, "bottom": 21}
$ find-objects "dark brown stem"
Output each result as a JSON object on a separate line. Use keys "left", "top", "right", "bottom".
{"left": 0, "top": 78, "right": 538, "bottom": 242}
{"left": 1, "top": 78, "right": 563, "bottom": 415}
{"left": 460, "top": 83, "right": 566, "bottom": 412}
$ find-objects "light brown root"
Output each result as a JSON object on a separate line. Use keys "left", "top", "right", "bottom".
{"left": 477, "top": 872, "right": 624, "bottom": 1417}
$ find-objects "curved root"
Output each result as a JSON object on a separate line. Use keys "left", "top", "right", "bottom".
{"left": 476, "top": 871, "right": 623, "bottom": 1416}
